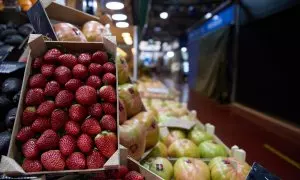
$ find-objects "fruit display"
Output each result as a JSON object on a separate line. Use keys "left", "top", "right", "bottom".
{"left": 198, "top": 140, "right": 228, "bottom": 158}
{"left": 12, "top": 45, "right": 118, "bottom": 172}
{"left": 53, "top": 23, "right": 87, "bottom": 42}
{"left": 143, "top": 157, "right": 173, "bottom": 180}
{"left": 174, "top": 157, "right": 210, "bottom": 180}
{"left": 168, "top": 139, "right": 200, "bottom": 158}
{"left": 82, "top": 21, "right": 105, "bottom": 42}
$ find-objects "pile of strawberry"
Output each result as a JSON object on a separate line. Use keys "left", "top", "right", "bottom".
{"left": 16, "top": 48, "right": 118, "bottom": 172}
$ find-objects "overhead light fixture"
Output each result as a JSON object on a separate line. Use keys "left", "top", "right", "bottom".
{"left": 181, "top": 47, "right": 187, "bottom": 52}
{"left": 160, "top": 12, "right": 168, "bottom": 19}
{"left": 122, "top": 32, "right": 130, "bottom": 37}
{"left": 167, "top": 51, "right": 174, "bottom": 58}
{"left": 124, "top": 37, "right": 133, "bottom": 45}
{"left": 204, "top": 12, "right": 212, "bottom": 19}
{"left": 116, "top": 22, "right": 129, "bottom": 28}
{"left": 112, "top": 14, "right": 127, "bottom": 21}
{"left": 106, "top": 1, "right": 124, "bottom": 10}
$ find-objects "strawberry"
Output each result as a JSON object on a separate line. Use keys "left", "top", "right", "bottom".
{"left": 77, "top": 134, "right": 93, "bottom": 153}
{"left": 22, "top": 106, "right": 36, "bottom": 126}
{"left": 58, "top": 54, "right": 77, "bottom": 68}
{"left": 100, "top": 115, "right": 116, "bottom": 132}
{"left": 16, "top": 126, "right": 34, "bottom": 142}
{"left": 65, "top": 79, "right": 83, "bottom": 92}
{"left": 44, "top": 81, "right": 60, "bottom": 97}
{"left": 94, "top": 131, "right": 117, "bottom": 158}
{"left": 44, "top": 48, "right": 61, "bottom": 64}
{"left": 103, "top": 62, "right": 115, "bottom": 74}
{"left": 29, "top": 74, "right": 47, "bottom": 88}
{"left": 69, "top": 104, "right": 87, "bottom": 122}
{"left": 98, "top": 85, "right": 116, "bottom": 103}
{"left": 59, "top": 135, "right": 76, "bottom": 156}
{"left": 41, "top": 64, "right": 55, "bottom": 77}
{"left": 106, "top": 165, "right": 129, "bottom": 179}
{"left": 88, "top": 103, "right": 102, "bottom": 118}
{"left": 87, "top": 149, "right": 106, "bottom": 169}
{"left": 22, "top": 138, "right": 39, "bottom": 159}
{"left": 31, "top": 117, "right": 51, "bottom": 133}
{"left": 91, "top": 51, "right": 108, "bottom": 65}
{"left": 37, "top": 100, "right": 55, "bottom": 116}
{"left": 37, "top": 129, "right": 59, "bottom": 151}
{"left": 54, "top": 66, "right": 72, "bottom": 85}
{"left": 75, "top": 85, "right": 97, "bottom": 106}
{"left": 78, "top": 53, "right": 91, "bottom": 65}
{"left": 32, "top": 57, "right": 42, "bottom": 69}
{"left": 65, "top": 121, "right": 81, "bottom": 136}
{"left": 102, "top": 102, "right": 116, "bottom": 115}
{"left": 25, "top": 88, "right": 44, "bottom": 106}
{"left": 66, "top": 152, "right": 86, "bottom": 170}
{"left": 72, "top": 64, "right": 88, "bottom": 80}
{"left": 88, "top": 63, "right": 103, "bottom": 75}
{"left": 41, "top": 150, "right": 65, "bottom": 171}
{"left": 51, "top": 109, "right": 68, "bottom": 131}
{"left": 81, "top": 117, "right": 101, "bottom": 135}
{"left": 86, "top": 75, "right": 102, "bottom": 89}
{"left": 124, "top": 171, "right": 144, "bottom": 180}
{"left": 55, "top": 90, "right": 74, "bottom": 108}
{"left": 102, "top": 73, "right": 116, "bottom": 86}
{"left": 22, "top": 159, "right": 42, "bottom": 172}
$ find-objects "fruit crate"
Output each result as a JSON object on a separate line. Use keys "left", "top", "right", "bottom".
{"left": 0, "top": 34, "right": 120, "bottom": 176}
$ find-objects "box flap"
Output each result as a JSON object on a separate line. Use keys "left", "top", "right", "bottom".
{"left": 159, "top": 117, "right": 197, "bottom": 130}
{"left": 0, "top": 156, "right": 25, "bottom": 174}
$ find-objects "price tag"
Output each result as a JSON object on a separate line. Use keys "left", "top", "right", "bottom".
{"left": 246, "top": 162, "right": 280, "bottom": 180}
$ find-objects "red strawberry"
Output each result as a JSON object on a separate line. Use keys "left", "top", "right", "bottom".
{"left": 88, "top": 103, "right": 102, "bottom": 118}
{"left": 32, "top": 57, "right": 42, "bottom": 69}
{"left": 81, "top": 117, "right": 101, "bottom": 135}
{"left": 102, "top": 73, "right": 116, "bottom": 86}
{"left": 58, "top": 54, "right": 77, "bottom": 68}
{"left": 98, "top": 85, "right": 116, "bottom": 103}
{"left": 22, "top": 159, "right": 42, "bottom": 172}
{"left": 88, "top": 63, "right": 103, "bottom": 75}
{"left": 66, "top": 152, "right": 86, "bottom": 170}
{"left": 94, "top": 131, "right": 117, "bottom": 158}
{"left": 75, "top": 85, "right": 97, "bottom": 106}
{"left": 106, "top": 165, "right": 129, "bottom": 179}
{"left": 41, "top": 150, "right": 65, "bottom": 171}
{"left": 55, "top": 90, "right": 74, "bottom": 108}
{"left": 37, "top": 100, "right": 55, "bottom": 116}
{"left": 77, "top": 134, "right": 93, "bottom": 153}
{"left": 51, "top": 109, "right": 68, "bottom": 131}
{"left": 100, "top": 115, "right": 116, "bottom": 132}
{"left": 91, "top": 51, "right": 108, "bottom": 65}
{"left": 25, "top": 88, "right": 44, "bottom": 106}
{"left": 103, "top": 62, "right": 115, "bottom": 74}
{"left": 22, "top": 106, "right": 36, "bottom": 126}
{"left": 78, "top": 53, "right": 91, "bottom": 65}
{"left": 22, "top": 138, "right": 39, "bottom": 159}
{"left": 37, "top": 129, "right": 59, "bottom": 151}
{"left": 31, "top": 117, "right": 51, "bottom": 133}
{"left": 124, "top": 171, "right": 144, "bottom": 180}
{"left": 29, "top": 74, "right": 47, "bottom": 88}
{"left": 69, "top": 104, "right": 87, "bottom": 122}
{"left": 16, "top": 126, "right": 34, "bottom": 142}
{"left": 87, "top": 149, "right": 106, "bottom": 169}
{"left": 54, "top": 66, "right": 72, "bottom": 85}
{"left": 65, "top": 79, "right": 83, "bottom": 92}
{"left": 86, "top": 75, "right": 102, "bottom": 89}
{"left": 59, "top": 135, "right": 76, "bottom": 156}
{"left": 44, "top": 48, "right": 61, "bottom": 64}
{"left": 41, "top": 64, "right": 55, "bottom": 77}
{"left": 44, "top": 81, "right": 60, "bottom": 97}
{"left": 72, "top": 64, "right": 88, "bottom": 80}
{"left": 102, "top": 102, "right": 116, "bottom": 115}
{"left": 65, "top": 121, "right": 81, "bottom": 136}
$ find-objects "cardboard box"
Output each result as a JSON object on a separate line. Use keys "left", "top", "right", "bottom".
{"left": 0, "top": 34, "right": 119, "bottom": 176}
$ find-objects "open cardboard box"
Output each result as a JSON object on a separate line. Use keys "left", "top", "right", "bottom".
{"left": 0, "top": 34, "right": 120, "bottom": 176}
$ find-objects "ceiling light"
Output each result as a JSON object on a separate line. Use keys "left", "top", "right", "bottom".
{"left": 112, "top": 14, "right": 127, "bottom": 21}
{"left": 160, "top": 12, "right": 168, "bottom": 19}
{"left": 106, "top": 1, "right": 124, "bottom": 10}
{"left": 116, "top": 22, "right": 129, "bottom": 28}
{"left": 122, "top": 32, "right": 130, "bottom": 37}
{"left": 181, "top": 47, "right": 187, "bottom": 52}
{"left": 167, "top": 51, "right": 174, "bottom": 58}
{"left": 204, "top": 13, "right": 212, "bottom": 19}
{"left": 123, "top": 36, "right": 132, "bottom": 41}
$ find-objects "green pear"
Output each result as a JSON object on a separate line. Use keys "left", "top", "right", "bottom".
{"left": 198, "top": 140, "right": 228, "bottom": 158}
{"left": 143, "top": 157, "right": 174, "bottom": 180}
{"left": 148, "top": 141, "right": 168, "bottom": 158}
{"left": 168, "top": 139, "right": 200, "bottom": 158}
{"left": 188, "top": 126, "right": 213, "bottom": 145}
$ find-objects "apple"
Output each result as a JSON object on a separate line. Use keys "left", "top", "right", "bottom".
{"left": 161, "top": 128, "right": 186, "bottom": 147}
{"left": 116, "top": 56, "right": 129, "bottom": 84}
{"left": 209, "top": 157, "right": 251, "bottom": 180}
{"left": 143, "top": 157, "right": 173, "bottom": 180}
{"left": 82, "top": 20, "right": 105, "bottom": 42}
{"left": 148, "top": 141, "right": 168, "bottom": 158}
{"left": 174, "top": 157, "right": 210, "bottom": 180}
{"left": 168, "top": 139, "right": 200, "bottom": 158}
{"left": 198, "top": 140, "right": 228, "bottom": 158}
{"left": 188, "top": 126, "right": 213, "bottom": 145}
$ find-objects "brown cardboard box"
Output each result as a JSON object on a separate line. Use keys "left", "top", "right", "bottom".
{"left": 0, "top": 34, "right": 119, "bottom": 176}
